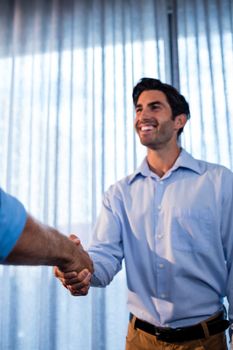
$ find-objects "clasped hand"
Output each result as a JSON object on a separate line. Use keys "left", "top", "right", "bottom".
{"left": 54, "top": 234, "right": 92, "bottom": 296}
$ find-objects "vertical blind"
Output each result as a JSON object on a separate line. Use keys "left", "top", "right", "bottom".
{"left": 177, "top": 0, "right": 233, "bottom": 169}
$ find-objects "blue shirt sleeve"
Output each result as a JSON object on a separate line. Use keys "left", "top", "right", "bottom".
{"left": 0, "top": 188, "right": 27, "bottom": 261}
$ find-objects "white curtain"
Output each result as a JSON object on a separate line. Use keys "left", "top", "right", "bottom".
{"left": 0, "top": 1, "right": 169, "bottom": 349}
{"left": 177, "top": 0, "right": 233, "bottom": 169}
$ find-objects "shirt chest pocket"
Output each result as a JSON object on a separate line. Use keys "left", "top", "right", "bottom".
{"left": 170, "top": 208, "right": 214, "bottom": 252}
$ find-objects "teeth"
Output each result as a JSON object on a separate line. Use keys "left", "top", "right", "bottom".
{"left": 141, "top": 126, "right": 154, "bottom": 131}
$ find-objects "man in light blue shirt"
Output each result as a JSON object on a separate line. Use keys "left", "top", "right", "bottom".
{"left": 56, "top": 78, "right": 233, "bottom": 349}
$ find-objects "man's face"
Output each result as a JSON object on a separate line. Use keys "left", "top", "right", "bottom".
{"left": 134, "top": 90, "right": 180, "bottom": 150}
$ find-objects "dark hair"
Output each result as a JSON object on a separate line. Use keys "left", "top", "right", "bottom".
{"left": 132, "top": 78, "right": 190, "bottom": 136}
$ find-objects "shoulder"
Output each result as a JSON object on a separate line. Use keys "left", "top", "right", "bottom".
{"left": 193, "top": 159, "right": 233, "bottom": 192}
{"left": 104, "top": 173, "right": 133, "bottom": 199}
{"left": 0, "top": 188, "right": 25, "bottom": 211}
{"left": 197, "top": 159, "right": 233, "bottom": 177}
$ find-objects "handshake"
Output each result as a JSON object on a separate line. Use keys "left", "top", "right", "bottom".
{"left": 54, "top": 234, "right": 92, "bottom": 296}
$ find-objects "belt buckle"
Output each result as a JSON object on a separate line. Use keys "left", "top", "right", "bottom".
{"left": 155, "top": 326, "right": 183, "bottom": 342}
{"left": 155, "top": 329, "right": 162, "bottom": 337}
{"left": 154, "top": 326, "right": 164, "bottom": 339}
{"left": 154, "top": 327, "right": 171, "bottom": 341}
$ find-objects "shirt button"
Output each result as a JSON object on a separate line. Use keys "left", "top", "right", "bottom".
{"left": 159, "top": 264, "right": 164, "bottom": 268}
{"left": 157, "top": 205, "right": 162, "bottom": 210}
{"left": 157, "top": 234, "right": 163, "bottom": 239}
{"left": 159, "top": 181, "right": 164, "bottom": 185}
{"left": 161, "top": 293, "right": 166, "bottom": 298}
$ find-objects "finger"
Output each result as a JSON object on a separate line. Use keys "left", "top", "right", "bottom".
{"left": 69, "top": 284, "right": 90, "bottom": 296}
{"left": 80, "top": 285, "right": 90, "bottom": 294}
{"left": 63, "top": 276, "right": 80, "bottom": 285}
{"left": 63, "top": 269, "right": 91, "bottom": 285}
{"left": 72, "top": 289, "right": 89, "bottom": 296}
{"left": 61, "top": 281, "right": 69, "bottom": 289}
{"left": 53, "top": 266, "right": 58, "bottom": 277}
{"left": 77, "top": 268, "right": 90, "bottom": 280}
{"left": 67, "top": 279, "right": 90, "bottom": 290}
{"left": 62, "top": 271, "right": 78, "bottom": 279}
{"left": 54, "top": 266, "right": 65, "bottom": 278}
{"left": 70, "top": 291, "right": 85, "bottom": 296}
{"left": 69, "top": 234, "right": 80, "bottom": 245}
{"left": 67, "top": 273, "right": 91, "bottom": 290}
{"left": 63, "top": 267, "right": 89, "bottom": 280}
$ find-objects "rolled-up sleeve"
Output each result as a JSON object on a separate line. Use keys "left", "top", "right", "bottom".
{"left": 89, "top": 190, "right": 124, "bottom": 287}
{"left": 0, "top": 189, "right": 27, "bottom": 261}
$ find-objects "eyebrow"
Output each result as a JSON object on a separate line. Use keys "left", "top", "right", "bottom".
{"left": 136, "top": 100, "right": 164, "bottom": 109}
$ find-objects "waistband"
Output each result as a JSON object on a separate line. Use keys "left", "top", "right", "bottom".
{"left": 130, "top": 311, "right": 230, "bottom": 343}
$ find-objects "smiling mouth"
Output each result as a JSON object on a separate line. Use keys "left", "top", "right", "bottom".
{"left": 140, "top": 125, "right": 154, "bottom": 131}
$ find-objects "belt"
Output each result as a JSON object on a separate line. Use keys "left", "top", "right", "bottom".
{"left": 130, "top": 311, "right": 230, "bottom": 343}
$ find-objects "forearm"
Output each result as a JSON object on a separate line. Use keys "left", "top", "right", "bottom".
{"left": 5, "top": 214, "right": 78, "bottom": 269}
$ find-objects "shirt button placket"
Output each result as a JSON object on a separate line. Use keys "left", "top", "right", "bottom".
{"left": 154, "top": 178, "right": 168, "bottom": 302}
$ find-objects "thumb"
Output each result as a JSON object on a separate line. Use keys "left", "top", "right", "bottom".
{"left": 53, "top": 266, "right": 58, "bottom": 277}
{"left": 54, "top": 266, "right": 61, "bottom": 278}
{"left": 69, "top": 234, "right": 80, "bottom": 245}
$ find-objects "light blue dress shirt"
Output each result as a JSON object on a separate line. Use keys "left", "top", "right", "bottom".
{"left": 88, "top": 149, "right": 233, "bottom": 328}
{"left": 0, "top": 188, "right": 27, "bottom": 261}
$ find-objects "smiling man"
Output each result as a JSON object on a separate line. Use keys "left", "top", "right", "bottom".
{"left": 55, "top": 78, "right": 233, "bottom": 350}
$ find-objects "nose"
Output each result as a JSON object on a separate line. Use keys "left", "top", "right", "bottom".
{"left": 140, "top": 109, "right": 151, "bottom": 120}
{"left": 142, "top": 110, "right": 148, "bottom": 118}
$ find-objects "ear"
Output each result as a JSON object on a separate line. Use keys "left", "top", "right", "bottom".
{"left": 174, "top": 114, "right": 187, "bottom": 131}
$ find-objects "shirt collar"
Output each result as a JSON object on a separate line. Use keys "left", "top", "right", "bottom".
{"left": 128, "top": 149, "right": 203, "bottom": 185}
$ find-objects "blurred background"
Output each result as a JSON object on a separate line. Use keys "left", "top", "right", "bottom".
{"left": 0, "top": 0, "right": 232, "bottom": 349}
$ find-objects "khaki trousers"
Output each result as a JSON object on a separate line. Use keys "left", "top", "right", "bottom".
{"left": 125, "top": 317, "right": 228, "bottom": 350}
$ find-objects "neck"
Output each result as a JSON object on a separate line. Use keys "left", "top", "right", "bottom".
{"left": 147, "top": 144, "right": 181, "bottom": 177}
